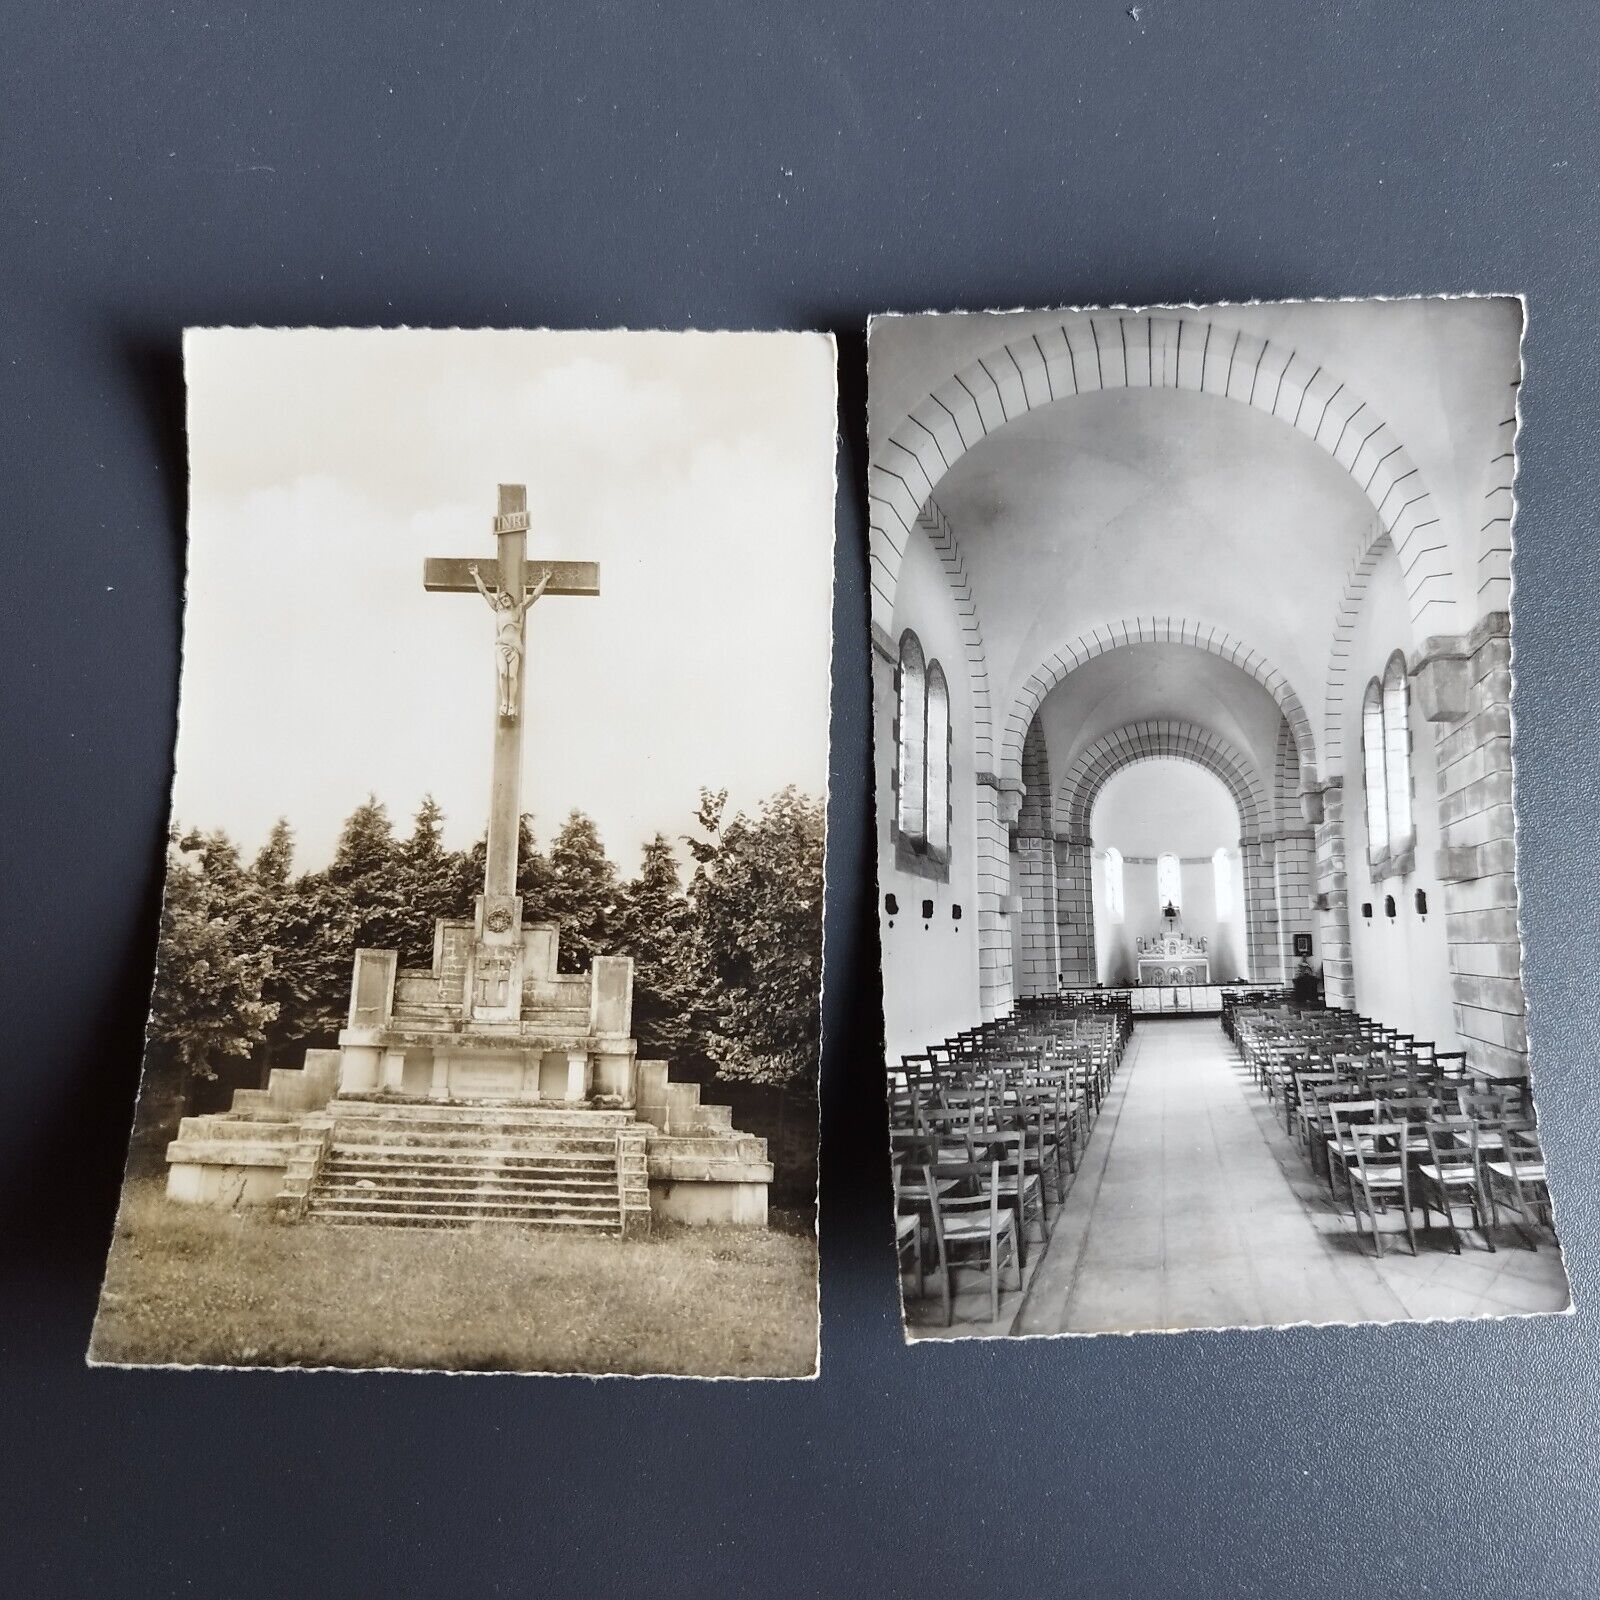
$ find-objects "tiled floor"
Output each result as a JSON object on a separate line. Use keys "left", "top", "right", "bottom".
{"left": 906, "top": 1017, "right": 1570, "bottom": 1341}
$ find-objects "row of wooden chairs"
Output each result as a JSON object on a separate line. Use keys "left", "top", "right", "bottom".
{"left": 1232, "top": 1002, "right": 1553, "bottom": 1254}
{"left": 889, "top": 1007, "right": 1130, "bottom": 1322}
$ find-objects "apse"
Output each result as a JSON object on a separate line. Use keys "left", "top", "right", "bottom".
{"left": 1089, "top": 760, "right": 1248, "bottom": 984}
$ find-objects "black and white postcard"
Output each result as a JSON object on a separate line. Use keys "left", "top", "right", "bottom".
{"left": 872, "top": 298, "right": 1569, "bottom": 1339}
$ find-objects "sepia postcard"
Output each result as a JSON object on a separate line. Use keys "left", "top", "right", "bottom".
{"left": 871, "top": 297, "right": 1569, "bottom": 1340}
{"left": 91, "top": 327, "right": 836, "bottom": 1377}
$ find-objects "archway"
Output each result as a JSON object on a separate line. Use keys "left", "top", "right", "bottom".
{"left": 1052, "top": 719, "right": 1283, "bottom": 985}
{"left": 868, "top": 312, "right": 1461, "bottom": 658}
{"left": 1004, "top": 618, "right": 1320, "bottom": 792}
{"left": 1088, "top": 761, "right": 1251, "bottom": 986}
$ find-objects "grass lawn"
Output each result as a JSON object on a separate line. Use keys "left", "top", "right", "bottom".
{"left": 91, "top": 1181, "right": 818, "bottom": 1378}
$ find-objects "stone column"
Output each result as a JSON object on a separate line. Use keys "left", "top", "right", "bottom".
{"left": 1242, "top": 838, "right": 1281, "bottom": 982}
{"left": 1311, "top": 778, "right": 1356, "bottom": 1009}
{"left": 975, "top": 775, "right": 1018, "bottom": 1018}
{"left": 565, "top": 1049, "right": 590, "bottom": 1102}
{"left": 1054, "top": 835, "right": 1096, "bottom": 986}
{"left": 1271, "top": 829, "right": 1317, "bottom": 976}
{"left": 380, "top": 1048, "right": 407, "bottom": 1093}
{"left": 1013, "top": 831, "right": 1059, "bottom": 997}
{"left": 1414, "top": 614, "right": 1526, "bottom": 1079}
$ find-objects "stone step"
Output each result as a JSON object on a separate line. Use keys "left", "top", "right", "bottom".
{"left": 317, "top": 1182, "right": 620, "bottom": 1209}
{"left": 311, "top": 1209, "right": 620, "bottom": 1232}
{"left": 322, "top": 1162, "right": 617, "bottom": 1187}
{"left": 323, "top": 1152, "right": 617, "bottom": 1177}
{"left": 333, "top": 1100, "right": 635, "bottom": 1127}
{"left": 322, "top": 1168, "right": 617, "bottom": 1193}
{"left": 328, "top": 1132, "right": 620, "bottom": 1158}
{"left": 308, "top": 1198, "right": 621, "bottom": 1225}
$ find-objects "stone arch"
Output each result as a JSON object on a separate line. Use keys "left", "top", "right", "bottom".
{"left": 867, "top": 310, "right": 1461, "bottom": 649}
{"left": 875, "top": 497, "right": 997, "bottom": 776}
{"left": 1056, "top": 719, "right": 1279, "bottom": 981}
{"left": 1058, "top": 720, "right": 1270, "bottom": 845}
{"left": 1003, "top": 618, "right": 1316, "bottom": 793}
{"left": 1320, "top": 531, "right": 1393, "bottom": 778}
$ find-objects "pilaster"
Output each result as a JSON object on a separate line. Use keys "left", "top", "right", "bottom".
{"left": 1425, "top": 615, "right": 1526, "bottom": 1079}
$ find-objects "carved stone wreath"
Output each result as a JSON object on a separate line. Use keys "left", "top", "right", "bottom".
{"left": 485, "top": 905, "right": 515, "bottom": 934}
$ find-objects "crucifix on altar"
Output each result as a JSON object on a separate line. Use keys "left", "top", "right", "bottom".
{"left": 425, "top": 484, "right": 599, "bottom": 1017}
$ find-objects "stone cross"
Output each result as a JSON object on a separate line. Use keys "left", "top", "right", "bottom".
{"left": 424, "top": 484, "right": 599, "bottom": 907}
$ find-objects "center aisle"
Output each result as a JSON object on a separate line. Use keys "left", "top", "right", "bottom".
{"left": 1017, "top": 1017, "right": 1411, "bottom": 1334}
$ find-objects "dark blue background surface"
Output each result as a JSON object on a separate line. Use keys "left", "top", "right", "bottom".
{"left": 4, "top": 4, "right": 1599, "bottom": 1595}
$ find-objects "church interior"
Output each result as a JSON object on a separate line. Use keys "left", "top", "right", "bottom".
{"left": 872, "top": 299, "right": 1569, "bottom": 1336}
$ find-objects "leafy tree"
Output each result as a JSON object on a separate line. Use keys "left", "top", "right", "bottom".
{"left": 146, "top": 843, "right": 277, "bottom": 1079}
{"left": 687, "top": 786, "right": 824, "bottom": 1090}
{"left": 614, "top": 833, "right": 699, "bottom": 1061}
{"left": 547, "top": 810, "right": 618, "bottom": 973}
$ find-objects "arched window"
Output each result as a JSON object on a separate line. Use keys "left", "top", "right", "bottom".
{"left": 1103, "top": 847, "right": 1125, "bottom": 923}
{"left": 925, "top": 661, "right": 951, "bottom": 853}
{"left": 1382, "top": 652, "right": 1414, "bottom": 854}
{"left": 893, "top": 630, "right": 953, "bottom": 869}
{"left": 895, "top": 631, "right": 927, "bottom": 841}
{"left": 1213, "top": 847, "right": 1234, "bottom": 922}
{"left": 1361, "top": 677, "right": 1389, "bottom": 863}
{"left": 1157, "top": 852, "right": 1183, "bottom": 915}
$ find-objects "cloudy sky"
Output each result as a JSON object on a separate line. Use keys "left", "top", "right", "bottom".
{"left": 177, "top": 328, "right": 836, "bottom": 874}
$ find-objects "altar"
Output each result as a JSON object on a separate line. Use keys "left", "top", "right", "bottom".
{"left": 1135, "top": 930, "right": 1210, "bottom": 986}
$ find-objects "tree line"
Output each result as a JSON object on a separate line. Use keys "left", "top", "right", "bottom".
{"left": 147, "top": 786, "right": 825, "bottom": 1105}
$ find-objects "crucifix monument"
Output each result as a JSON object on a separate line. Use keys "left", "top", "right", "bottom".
{"left": 422, "top": 484, "right": 600, "bottom": 1025}
{"left": 162, "top": 480, "right": 773, "bottom": 1230}
{"left": 424, "top": 482, "right": 599, "bottom": 909}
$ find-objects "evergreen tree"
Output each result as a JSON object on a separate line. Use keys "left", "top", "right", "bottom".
{"left": 252, "top": 817, "right": 295, "bottom": 887}
{"left": 393, "top": 795, "right": 474, "bottom": 964}
{"left": 180, "top": 826, "right": 248, "bottom": 887}
{"left": 327, "top": 794, "right": 396, "bottom": 885}
{"left": 403, "top": 793, "right": 446, "bottom": 866}
{"left": 515, "top": 814, "right": 558, "bottom": 922}
{"left": 614, "top": 833, "right": 699, "bottom": 1061}
{"left": 546, "top": 810, "right": 618, "bottom": 973}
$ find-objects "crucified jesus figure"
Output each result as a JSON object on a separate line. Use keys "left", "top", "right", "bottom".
{"left": 470, "top": 562, "right": 552, "bottom": 718}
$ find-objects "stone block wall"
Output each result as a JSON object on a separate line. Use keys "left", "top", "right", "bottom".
{"left": 1243, "top": 847, "right": 1280, "bottom": 982}
{"left": 1313, "top": 778, "right": 1356, "bottom": 1009}
{"left": 1013, "top": 833, "right": 1059, "bottom": 996}
{"left": 974, "top": 778, "right": 1015, "bottom": 1018}
{"left": 1426, "top": 615, "right": 1527, "bottom": 1078}
{"left": 1272, "top": 834, "right": 1316, "bottom": 976}
{"left": 1055, "top": 838, "right": 1095, "bottom": 985}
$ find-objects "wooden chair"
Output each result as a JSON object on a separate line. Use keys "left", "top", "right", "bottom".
{"left": 971, "top": 1126, "right": 1047, "bottom": 1266}
{"left": 891, "top": 1155, "right": 925, "bottom": 1299}
{"left": 1347, "top": 1120, "right": 1417, "bottom": 1257}
{"left": 924, "top": 1160, "right": 1022, "bottom": 1325}
{"left": 1418, "top": 1117, "right": 1493, "bottom": 1254}
{"left": 1324, "top": 1096, "right": 1379, "bottom": 1197}
{"left": 1485, "top": 1122, "right": 1554, "bottom": 1250}
{"left": 888, "top": 1131, "right": 960, "bottom": 1212}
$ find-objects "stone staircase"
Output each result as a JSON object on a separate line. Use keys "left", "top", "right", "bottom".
{"left": 298, "top": 1100, "right": 652, "bottom": 1235}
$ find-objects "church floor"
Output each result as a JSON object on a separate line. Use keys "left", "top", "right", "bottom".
{"left": 906, "top": 1017, "right": 1569, "bottom": 1341}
